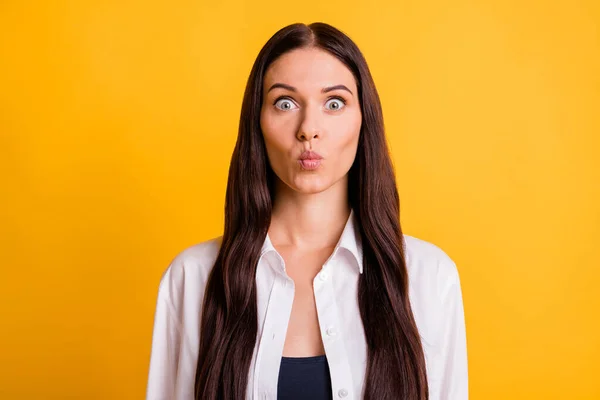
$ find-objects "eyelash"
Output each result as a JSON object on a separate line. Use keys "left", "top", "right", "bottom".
{"left": 273, "top": 96, "right": 347, "bottom": 108}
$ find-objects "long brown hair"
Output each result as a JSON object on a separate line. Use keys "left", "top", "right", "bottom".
{"left": 194, "top": 22, "right": 428, "bottom": 400}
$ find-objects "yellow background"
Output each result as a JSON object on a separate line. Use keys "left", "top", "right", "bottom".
{"left": 1, "top": 0, "right": 598, "bottom": 398}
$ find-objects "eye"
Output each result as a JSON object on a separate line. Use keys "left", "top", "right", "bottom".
{"left": 274, "top": 97, "right": 298, "bottom": 111}
{"left": 324, "top": 97, "right": 346, "bottom": 111}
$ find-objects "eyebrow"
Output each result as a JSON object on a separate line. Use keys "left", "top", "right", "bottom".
{"left": 266, "top": 83, "right": 353, "bottom": 96}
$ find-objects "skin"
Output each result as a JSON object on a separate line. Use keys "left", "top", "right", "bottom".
{"left": 260, "top": 46, "right": 362, "bottom": 356}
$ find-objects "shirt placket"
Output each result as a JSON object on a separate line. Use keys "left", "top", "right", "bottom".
{"left": 253, "top": 259, "right": 295, "bottom": 399}
{"left": 314, "top": 260, "right": 355, "bottom": 400}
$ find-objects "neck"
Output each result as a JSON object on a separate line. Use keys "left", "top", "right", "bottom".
{"left": 269, "top": 176, "right": 350, "bottom": 251}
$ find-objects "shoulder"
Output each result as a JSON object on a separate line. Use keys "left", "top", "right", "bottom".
{"left": 402, "top": 234, "right": 460, "bottom": 300}
{"left": 156, "top": 235, "right": 223, "bottom": 310}
{"left": 402, "top": 234, "right": 464, "bottom": 349}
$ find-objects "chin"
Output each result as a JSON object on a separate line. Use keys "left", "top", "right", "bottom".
{"left": 291, "top": 176, "right": 331, "bottom": 194}
{"left": 295, "top": 186, "right": 328, "bottom": 195}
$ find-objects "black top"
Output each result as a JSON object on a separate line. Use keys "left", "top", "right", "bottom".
{"left": 277, "top": 354, "right": 333, "bottom": 400}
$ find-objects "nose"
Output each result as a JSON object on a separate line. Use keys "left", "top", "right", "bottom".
{"left": 296, "top": 106, "right": 322, "bottom": 142}
{"left": 297, "top": 129, "right": 319, "bottom": 141}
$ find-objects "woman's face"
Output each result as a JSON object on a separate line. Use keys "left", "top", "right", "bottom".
{"left": 260, "top": 47, "right": 362, "bottom": 195}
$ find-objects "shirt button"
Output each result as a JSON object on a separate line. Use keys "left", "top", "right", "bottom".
{"left": 326, "top": 327, "right": 337, "bottom": 336}
{"left": 318, "top": 271, "right": 328, "bottom": 281}
{"left": 338, "top": 388, "right": 348, "bottom": 397}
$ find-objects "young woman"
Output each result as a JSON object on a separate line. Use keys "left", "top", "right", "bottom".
{"left": 146, "top": 22, "right": 468, "bottom": 400}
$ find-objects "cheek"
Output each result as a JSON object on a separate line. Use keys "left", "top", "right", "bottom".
{"left": 328, "top": 114, "right": 361, "bottom": 175}
{"left": 260, "top": 112, "right": 295, "bottom": 163}
{"left": 261, "top": 106, "right": 295, "bottom": 137}
{"left": 331, "top": 112, "right": 361, "bottom": 152}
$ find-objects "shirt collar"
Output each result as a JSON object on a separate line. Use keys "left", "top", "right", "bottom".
{"left": 260, "top": 208, "right": 364, "bottom": 274}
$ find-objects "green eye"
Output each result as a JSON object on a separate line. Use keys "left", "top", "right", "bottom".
{"left": 274, "top": 98, "right": 297, "bottom": 111}
{"left": 325, "top": 98, "right": 346, "bottom": 111}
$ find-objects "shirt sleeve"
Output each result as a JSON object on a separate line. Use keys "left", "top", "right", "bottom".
{"left": 146, "top": 272, "right": 182, "bottom": 400}
{"left": 437, "top": 260, "right": 469, "bottom": 399}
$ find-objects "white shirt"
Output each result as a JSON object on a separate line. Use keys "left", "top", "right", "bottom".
{"left": 146, "top": 210, "right": 468, "bottom": 399}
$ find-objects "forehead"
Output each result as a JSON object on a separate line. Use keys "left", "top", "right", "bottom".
{"left": 263, "top": 47, "right": 356, "bottom": 92}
